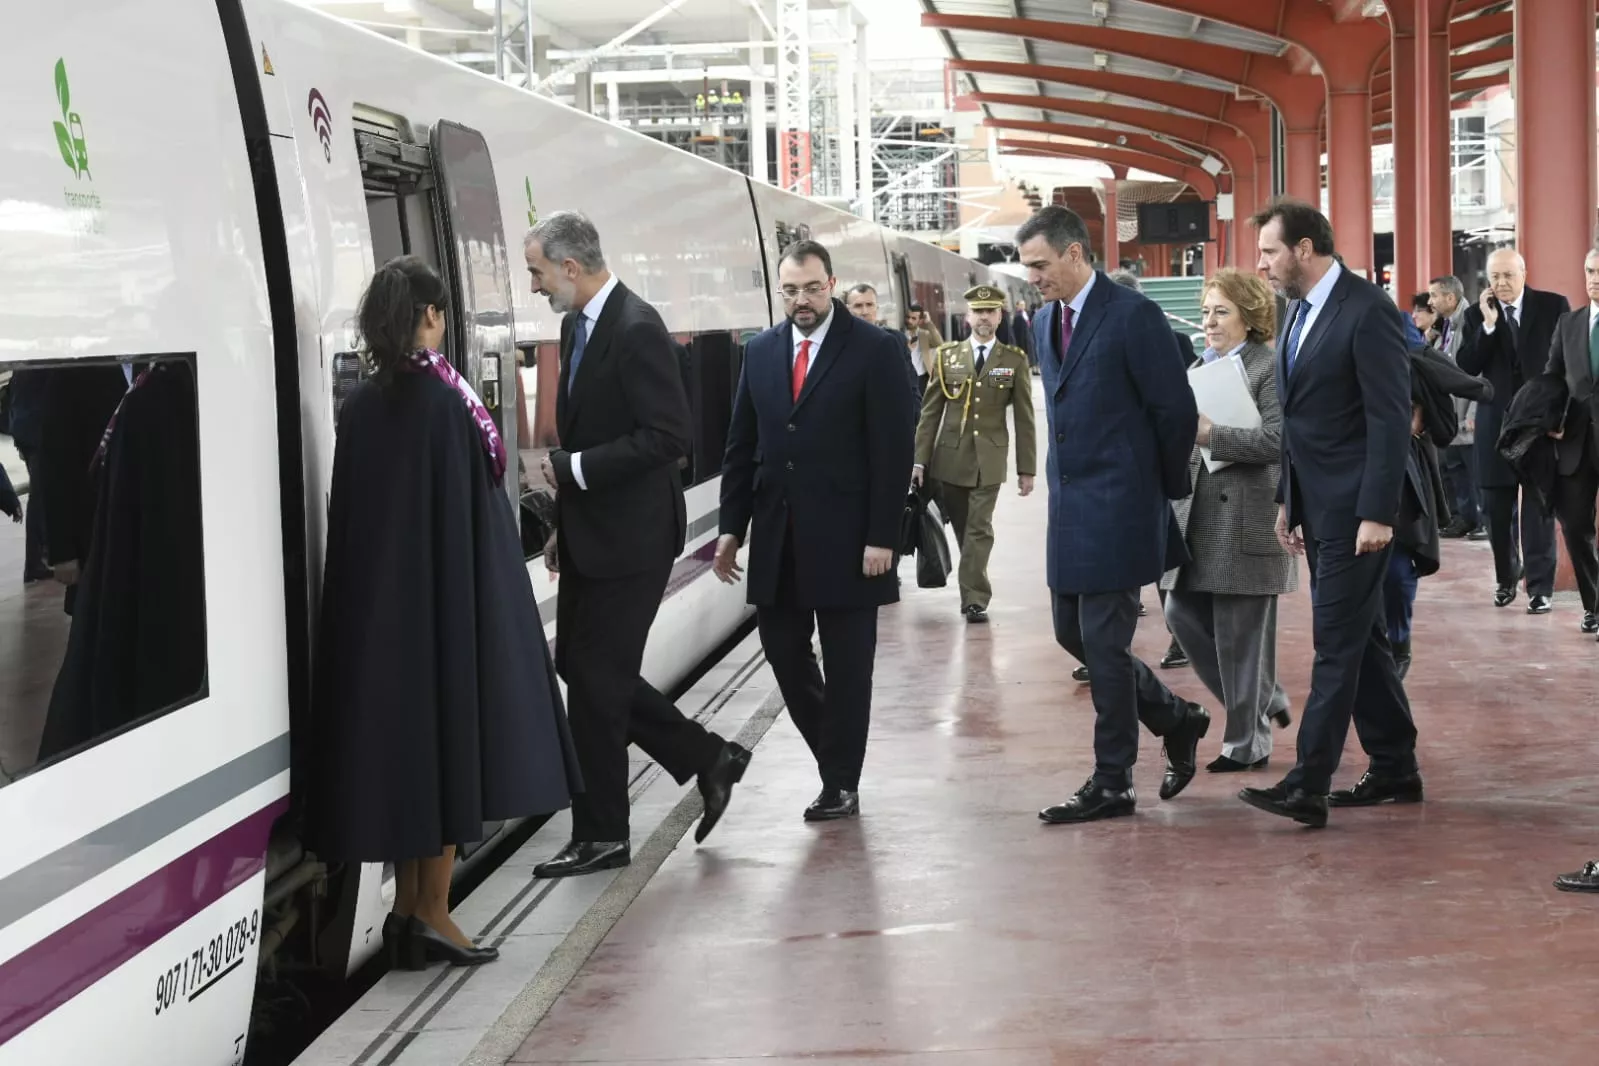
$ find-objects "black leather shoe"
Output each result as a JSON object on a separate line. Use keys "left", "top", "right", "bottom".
{"left": 1206, "top": 753, "right": 1268, "bottom": 772}
{"left": 1238, "top": 783, "right": 1328, "bottom": 827}
{"left": 1528, "top": 594, "right": 1552, "bottom": 615}
{"left": 1328, "top": 769, "right": 1423, "bottom": 807}
{"left": 1159, "top": 641, "right": 1188, "bottom": 669}
{"left": 1554, "top": 860, "right": 1599, "bottom": 892}
{"left": 382, "top": 912, "right": 406, "bottom": 969}
{"left": 1158, "top": 703, "right": 1211, "bottom": 800}
{"left": 1072, "top": 665, "right": 1090, "bottom": 683}
{"left": 1582, "top": 612, "right": 1598, "bottom": 635}
{"left": 1138, "top": 602, "right": 1147, "bottom": 617}
{"left": 1466, "top": 525, "right": 1489, "bottom": 541}
{"left": 533, "top": 840, "right": 630, "bottom": 879}
{"left": 1494, "top": 584, "right": 1517, "bottom": 607}
{"left": 1439, "top": 518, "right": 1471, "bottom": 539}
{"left": 804, "top": 788, "right": 859, "bottom": 821}
{"left": 695, "top": 741, "right": 751, "bottom": 844}
{"left": 963, "top": 604, "right": 989, "bottom": 624}
{"left": 1392, "top": 638, "right": 1412, "bottom": 680}
{"left": 403, "top": 916, "right": 497, "bottom": 968}
{"left": 1269, "top": 707, "right": 1292, "bottom": 730}
{"left": 1040, "top": 778, "right": 1135, "bottom": 824}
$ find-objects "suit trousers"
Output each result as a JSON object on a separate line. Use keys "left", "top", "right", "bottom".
{"left": 557, "top": 561, "right": 723, "bottom": 842}
{"left": 757, "top": 534, "right": 879, "bottom": 792}
{"left": 1441, "top": 444, "right": 1482, "bottom": 527}
{"left": 1283, "top": 529, "right": 1419, "bottom": 795}
{"left": 1483, "top": 483, "right": 1556, "bottom": 596}
{"left": 1164, "top": 590, "right": 1287, "bottom": 764}
{"left": 1052, "top": 588, "right": 1184, "bottom": 790}
{"left": 938, "top": 480, "right": 1001, "bottom": 609}
{"left": 1383, "top": 548, "right": 1419, "bottom": 645}
{"left": 1553, "top": 459, "right": 1599, "bottom": 613}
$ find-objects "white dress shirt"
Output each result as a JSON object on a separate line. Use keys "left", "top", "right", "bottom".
{"left": 1288, "top": 259, "right": 1342, "bottom": 356}
{"left": 1480, "top": 288, "right": 1523, "bottom": 335}
{"left": 1063, "top": 269, "right": 1096, "bottom": 329}
{"left": 1588, "top": 301, "right": 1598, "bottom": 332}
{"left": 567, "top": 272, "right": 621, "bottom": 490}
{"left": 907, "top": 331, "right": 926, "bottom": 376}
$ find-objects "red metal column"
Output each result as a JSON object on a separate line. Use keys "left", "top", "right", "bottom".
{"left": 1232, "top": 170, "right": 1256, "bottom": 268}
{"left": 1103, "top": 177, "right": 1120, "bottom": 269}
{"left": 1284, "top": 127, "right": 1322, "bottom": 204}
{"left": 1389, "top": 37, "right": 1420, "bottom": 299}
{"left": 1515, "top": 0, "right": 1596, "bottom": 307}
{"left": 1327, "top": 89, "right": 1374, "bottom": 277}
{"left": 1419, "top": 2, "right": 1453, "bottom": 282}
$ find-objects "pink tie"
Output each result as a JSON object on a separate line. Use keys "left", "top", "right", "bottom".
{"left": 1058, "top": 303, "right": 1074, "bottom": 357}
{"left": 793, "top": 339, "right": 811, "bottom": 401}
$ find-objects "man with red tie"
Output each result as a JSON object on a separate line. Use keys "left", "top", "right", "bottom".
{"left": 714, "top": 240, "right": 915, "bottom": 821}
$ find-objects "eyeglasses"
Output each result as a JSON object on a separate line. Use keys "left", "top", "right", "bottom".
{"left": 776, "top": 283, "right": 830, "bottom": 302}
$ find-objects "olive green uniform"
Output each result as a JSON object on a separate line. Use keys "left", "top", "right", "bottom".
{"left": 913, "top": 332, "right": 1036, "bottom": 610}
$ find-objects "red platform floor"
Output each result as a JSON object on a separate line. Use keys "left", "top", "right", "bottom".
{"left": 513, "top": 486, "right": 1599, "bottom": 1065}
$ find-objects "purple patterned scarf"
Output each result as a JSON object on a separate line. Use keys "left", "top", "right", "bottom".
{"left": 406, "top": 348, "right": 506, "bottom": 484}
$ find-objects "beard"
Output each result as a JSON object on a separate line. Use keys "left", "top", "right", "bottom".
{"left": 1280, "top": 261, "right": 1309, "bottom": 301}
{"left": 544, "top": 276, "right": 579, "bottom": 314}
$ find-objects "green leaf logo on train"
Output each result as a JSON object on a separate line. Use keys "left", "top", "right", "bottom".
{"left": 525, "top": 177, "right": 537, "bottom": 228}
{"left": 52, "top": 59, "right": 90, "bottom": 180}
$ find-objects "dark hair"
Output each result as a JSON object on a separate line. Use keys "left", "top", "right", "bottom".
{"left": 847, "top": 282, "right": 877, "bottom": 297}
{"left": 1410, "top": 292, "right": 1433, "bottom": 312}
{"left": 907, "top": 302, "right": 925, "bottom": 313}
{"left": 356, "top": 255, "right": 449, "bottom": 380}
{"left": 779, "top": 239, "right": 833, "bottom": 277}
{"left": 1248, "top": 197, "right": 1335, "bottom": 257}
{"left": 1015, "top": 205, "right": 1094, "bottom": 260}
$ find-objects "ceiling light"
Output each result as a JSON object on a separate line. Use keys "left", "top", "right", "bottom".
{"left": 1091, "top": 1, "right": 1110, "bottom": 17}
{"left": 1093, "top": 52, "right": 1109, "bottom": 69}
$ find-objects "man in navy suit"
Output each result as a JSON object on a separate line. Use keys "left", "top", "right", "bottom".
{"left": 1017, "top": 206, "right": 1211, "bottom": 825}
{"left": 715, "top": 240, "right": 915, "bottom": 821}
{"left": 1238, "top": 198, "right": 1421, "bottom": 828}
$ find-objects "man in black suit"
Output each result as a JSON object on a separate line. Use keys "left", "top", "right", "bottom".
{"left": 843, "top": 281, "right": 922, "bottom": 402}
{"left": 715, "top": 240, "right": 915, "bottom": 821}
{"left": 1458, "top": 247, "right": 1571, "bottom": 613}
{"left": 524, "top": 212, "right": 750, "bottom": 878}
{"left": 1238, "top": 198, "right": 1420, "bottom": 829}
{"left": 1543, "top": 248, "right": 1599, "bottom": 636}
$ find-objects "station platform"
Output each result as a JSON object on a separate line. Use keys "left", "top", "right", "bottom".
{"left": 300, "top": 453, "right": 1599, "bottom": 1066}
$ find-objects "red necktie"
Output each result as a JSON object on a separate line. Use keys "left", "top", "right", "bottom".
{"left": 792, "top": 338, "right": 811, "bottom": 401}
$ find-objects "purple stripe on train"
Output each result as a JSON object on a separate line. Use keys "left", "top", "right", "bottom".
{"left": 0, "top": 798, "right": 287, "bottom": 1046}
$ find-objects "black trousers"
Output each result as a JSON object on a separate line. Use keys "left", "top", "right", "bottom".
{"left": 556, "top": 560, "right": 722, "bottom": 842}
{"left": 1051, "top": 588, "right": 1184, "bottom": 790}
{"left": 1483, "top": 483, "right": 1557, "bottom": 596}
{"left": 1441, "top": 444, "right": 1482, "bottom": 527}
{"left": 1553, "top": 460, "right": 1599, "bottom": 613}
{"left": 757, "top": 535, "right": 878, "bottom": 792}
{"left": 1283, "top": 528, "right": 1418, "bottom": 795}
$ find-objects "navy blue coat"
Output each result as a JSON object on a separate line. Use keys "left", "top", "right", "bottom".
{"left": 1033, "top": 272, "right": 1197, "bottom": 594}
{"left": 720, "top": 303, "right": 915, "bottom": 610}
{"left": 1275, "top": 266, "right": 1413, "bottom": 540}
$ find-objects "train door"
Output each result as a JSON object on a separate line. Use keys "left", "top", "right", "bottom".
{"left": 891, "top": 252, "right": 913, "bottom": 328}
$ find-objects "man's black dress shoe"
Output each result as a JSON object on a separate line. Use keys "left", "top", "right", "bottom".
{"left": 533, "top": 840, "right": 630, "bottom": 879}
{"left": 1494, "top": 584, "right": 1517, "bottom": 607}
{"left": 1159, "top": 641, "right": 1189, "bottom": 669}
{"left": 804, "top": 788, "right": 859, "bottom": 821}
{"left": 963, "top": 604, "right": 989, "bottom": 624}
{"left": 402, "top": 915, "right": 498, "bottom": 968}
{"left": 1238, "top": 783, "right": 1328, "bottom": 827}
{"left": 1206, "top": 753, "right": 1268, "bottom": 772}
{"left": 1040, "top": 778, "right": 1135, "bottom": 824}
{"left": 1269, "top": 707, "right": 1292, "bottom": 729}
{"left": 1158, "top": 703, "right": 1211, "bottom": 799}
{"left": 1072, "top": 665, "right": 1090, "bottom": 683}
{"left": 695, "top": 741, "right": 751, "bottom": 843}
{"left": 1554, "top": 860, "right": 1599, "bottom": 892}
{"left": 1466, "top": 525, "right": 1489, "bottom": 540}
{"left": 1392, "top": 638, "right": 1412, "bottom": 680}
{"left": 1328, "top": 769, "right": 1423, "bottom": 807}
{"left": 1582, "top": 612, "right": 1598, "bottom": 635}
{"left": 1138, "top": 602, "right": 1147, "bottom": 617}
{"left": 1528, "top": 594, "right": 1552, "bottom": 615}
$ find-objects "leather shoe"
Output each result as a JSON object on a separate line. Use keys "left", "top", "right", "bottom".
{"left": 963, "top": 604, "right": 989, "bottom": 624}
{"left": 1328, "top": 769, "right": 1423, "bottom": 807}
{"left": 1071, "top": 664, "right": 1089, "bottom": 683}
{"left": 1206, "top": 753, "right": 1268, "bottom": 772}
{"left": 1269, "top": 707, "right": 1292, "bottom": 730}
{"left": 804, "top": 788, "right": 859, "bottom": 821}
{"left": 1158, "top": 703, "right": 1210, "bottom": 800}
{"left": 1238, "top": 782, "right": 1328, "bottom": 827}
{"left": 1527, "top": 594, "right": 1552, "bottom": 615}
{"left": 695, "top": 741, "right": 751, "bottom": 844}
{"left": 533, "top": 840, "right": 630, "bottom": 879}
{"left": 1159, "top": 641, "right": 1188, "bottom": 669}
{"left": 1493, "top": 584, "right": 1517, "bottom": 607}
{"left": 1466, "top": 525, "right": 1489, "bottom": 541}
{"left": 1392, "top": 638, "right": 1412, "bottom": 680}
{"left": 1554, "top": 859, "right": 1599, "bottom": 892}
{"left": 1583, "top": 612, "right": 1599, "bottom": 635}
{"left": 1040, "top": 778, "right": 1135, "bottom": 824}
{"left": 402, "top": 915, "right": 498, "bottom": 968}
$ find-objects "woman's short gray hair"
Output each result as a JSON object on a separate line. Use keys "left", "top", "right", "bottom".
{"left": 525, "top": 211, "right": 606, "bottom": 273}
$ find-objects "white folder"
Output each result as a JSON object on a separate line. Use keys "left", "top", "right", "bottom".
{"left": 1187, "top": 354, "right": 1261, "bottom": 473}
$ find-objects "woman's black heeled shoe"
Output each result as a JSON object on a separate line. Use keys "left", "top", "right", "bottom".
{"left": 403, "top": 916, "right": 498, "bottom": 968}
{"left": 382, "top": 912, "right": 408, "bottom": 970}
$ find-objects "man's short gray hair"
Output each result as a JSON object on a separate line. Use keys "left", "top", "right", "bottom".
{"left": 525, "top": 211, "right": 606, "bottom": 273}
{"left": 1428, "top": 275, "right": 1465, "bottom": 301}
{"left": 1108, "top": 269, "right": 1143, "bottom": 293}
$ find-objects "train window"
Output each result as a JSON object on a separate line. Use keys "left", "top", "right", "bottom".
{"left": 0, "top": 356, "right": 207, "bottom": 787}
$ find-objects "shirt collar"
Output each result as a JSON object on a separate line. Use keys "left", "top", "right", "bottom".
{"left": 1589, "top": 301, "right": 1599, "bottom": 322}
{"left": 1302, "top": 259, "right": 1341, "bottom": 311}
{"left": 581, "top": 273, "right": 620, "bottom": 325}
{"left": 1064, "top": 270, "right": 1096, "bottom": 320}
{"left": 792, "top": 304, "right": 835, "bottom": 353}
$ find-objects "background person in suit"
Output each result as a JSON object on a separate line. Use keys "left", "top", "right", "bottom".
{"left": 1237, "top": 198, "right": 1420, "bottom": 829}
{"left": 525, "top": 212, "right": 750, "bottom": 879}
{"left": 1017, "top": 205, "right": 1210, "bottom": 826}
{"left": 844, "top": 282, "right": 921, "bottom": 402}
{"left": 715, "top": 240, "right": 915, "bottom": 822}
{"left": 1457, "top": 248, "right": 1571, "bottom": 613}
{"left": 1542, "top": 247, "right": 1599, "bottom": 636}
{"left": 1428, "top": 275, "right": 1486, "bottom": 539}
{"left": 1161, "top": 268, "right": 1296, "bottom": 774}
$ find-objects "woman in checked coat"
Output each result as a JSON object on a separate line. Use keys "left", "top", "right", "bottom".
{"left": 1160, "top": 269, "right": 1298, "bottom": 772}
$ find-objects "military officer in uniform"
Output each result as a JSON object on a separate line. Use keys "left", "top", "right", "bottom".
{"left": 912, "top": 284, "right": 1037, "bottom": 622}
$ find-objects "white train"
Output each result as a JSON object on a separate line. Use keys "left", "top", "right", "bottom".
{"left": 0, "top": 2, "right": 1027, "bottom": 1063}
